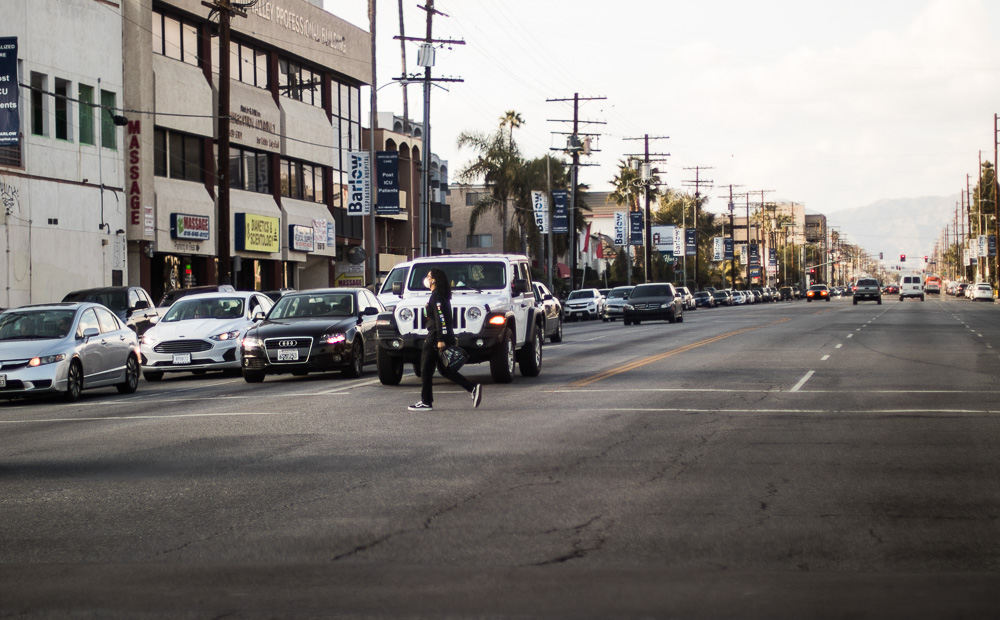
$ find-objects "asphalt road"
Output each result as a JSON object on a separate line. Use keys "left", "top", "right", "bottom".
{"left": 2, "top": 294, "right": 999, "bottom": 618}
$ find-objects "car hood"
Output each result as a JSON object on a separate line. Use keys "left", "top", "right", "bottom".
{"left": 145, "top": 318, "right": 250, "bottom": 340}
{"left": 0, "top": 339, "right": 66, "bottom": 360}
{"left": 249, "top": 317, "right": 357, "bottom": 337}
{"left": 628, "top": 295, "right": 674, "bottom": 303}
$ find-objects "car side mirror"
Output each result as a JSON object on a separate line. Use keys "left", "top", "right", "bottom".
{"left": 82, "top": 327, "right": 100, "bottom": 340}
{"left": 543, "top": 294, "right": 553, "bottom": 301}
{"left": 133, "top": 300, "right": 150, "bottom": 311}
{"left": 253, "top": 310, "right": 266, "bottom": 322}
{"left": 512, "top": 278, "right": 527, "bottom": 296}
{"left": 361, "top": 307, "right": 379, "bottom": 317}
{"left": 392, "top": 282, "right": 403, "bottom": 296}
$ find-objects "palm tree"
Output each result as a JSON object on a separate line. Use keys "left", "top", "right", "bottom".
{"left": 500, "top": 110, "right": 524, "bottom": 149}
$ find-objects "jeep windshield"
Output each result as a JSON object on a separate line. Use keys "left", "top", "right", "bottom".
{"left": 408, "top": 262, "right": 507, "bottom": 291}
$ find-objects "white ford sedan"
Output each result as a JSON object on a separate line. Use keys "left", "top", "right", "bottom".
{"left": 140, "top": 291, "right": 273, "bottom": 381}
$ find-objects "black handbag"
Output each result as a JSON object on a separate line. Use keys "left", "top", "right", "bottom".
{"left": 439, "top": 345, "right": 469, "bottom": 371}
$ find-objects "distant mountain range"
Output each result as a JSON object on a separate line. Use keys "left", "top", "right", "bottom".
{"left": 825, "top": 195, "right": 960, "bottom": 266}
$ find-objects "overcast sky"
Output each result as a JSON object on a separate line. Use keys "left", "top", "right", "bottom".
{"left": 326, "top": 0, "right": 1000, "bottom": 216}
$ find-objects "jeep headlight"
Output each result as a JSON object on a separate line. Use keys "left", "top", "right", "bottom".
{"left": 467, "top": 306, "right": 482, "bottom": 321}
{"left": 399, "top": 307, "right": 413, "bottom": 322}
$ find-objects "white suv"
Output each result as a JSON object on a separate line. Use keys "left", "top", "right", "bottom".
{"left": 374, "top": 254, "right": 545, "bottom": 384}
{"left": 563, "top": 288, "right": 603, "bottom": 321}
{"left": 899, "top": 275, "right": 924, "bottom": 301}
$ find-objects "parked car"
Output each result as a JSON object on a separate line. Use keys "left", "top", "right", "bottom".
{"left": 601, "top": 285, "right": 634, "bottom": 321}
{"left": 62, "top": 286, "right": 163, "bottom": 336}
{"left": 778, "top": 286, "right": 793, "bottom": 301}
{"left": 240, "top": 288, "right": 382, "bottom": 382}
{"left": 0, "top": 302, "right": 140, "bottom": 400}
{"left": 806, "top": 284, "right": 830, "bottom": 302}
{"left": 693, "top": 290, "right": 715, "bottom": 308}
{"left": 157, "top": 284, "right": 236, "bottom": 308}
{"left": 532, "top": 282, "right": 564, "bottom": 342}
{"left": 955, "top": 283, "right": 969, "bottom": 297}
{"left": 676, "top": 286, "right": 696, "bottom": 310}
{"left": 623, "top": 282, "right": 684, "bottom": 325}
{"left": 971, "top": 282, "right": 995, "bottom": 302}
{"left": 563, "top": 288, "right": 603, "bottom": 321}
{"left": 262, "top": 288, "right": 296, "bottom": 302}
{"left": 712, "top": 289, "right": 733, "bottom": 306}
{"left": 140, "top": 291, "right": 274, "bottom": 380}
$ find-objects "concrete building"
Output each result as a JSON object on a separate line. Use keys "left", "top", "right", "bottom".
{"left": 123, "top": 0, "right": 370, "bottom": 302}
{"left": 1, "top": 0, "right": 126, "bottom": 307}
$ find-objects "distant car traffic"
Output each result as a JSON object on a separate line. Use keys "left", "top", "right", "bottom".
{"left": 240, "top": 288, "right": 382, "bottom": 382}
{"left": 623, "top": 283, "right": 684, "bottom": 325}
{"left": 972, "top": 283, "right": 995, "bottom": 302}
{"left": 62, "top": 286, "right": 163, "bottom": 336}
{"left": 532, "top": 282, "right": 564, "bottom": 342}
{"left": 141, "top": 291, "right": 274, "bottom": 380}
{"left": 0, "top": 302, "right": 141, "bottom": 400}
{"left": 806, "top": 284, "right": 830, "bottom": 302}
{"left": 601, "top": 286, "right": 634, "bottom": 321}
{"left": 158, "top": 284, "right": 236, "bottom": 308}
{"left": 563, "top": 288, "right": 603, "bottom": 321}
{"left": 693, "top": 290, "right": 715, "bottom": 308}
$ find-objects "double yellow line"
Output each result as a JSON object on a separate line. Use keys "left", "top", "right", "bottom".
{"left": 571, "top": 318, "right": 790, "bottom": 387}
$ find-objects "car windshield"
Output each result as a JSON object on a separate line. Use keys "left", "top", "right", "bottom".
{"left": 162, "top": 297, "right": 245, "bottom": 322}
{"left": 408, "top": 262, "right": 507, "bottom": 291}
{"left": 0, "top": 309, "right": 77, "bottom": 340}
{"left": 631, "top": 285, "right": 672, "bottom": 297}
{"left": 269, "top": 293, "right": 355, "bottom": 319}
{"left": 607, "top": 288, "right": 632, "bottom": 299}
{"left": 567, "top": 290, "right": 596, "bottom": 300}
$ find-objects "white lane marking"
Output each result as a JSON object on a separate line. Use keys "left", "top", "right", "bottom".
{"left": 548, "top": 388, "right": 1000, "bottom": 394}
{"left": 821, "top": 354, "right": 830, "bottom": 361}
{"left": 0, "top": 411, "right": 293, "bottom": 424}
{"left": 835, "top": 344, "right": 843, "bottom": 349}
{"left": 847, "top": 334, "right": 854, "bottom": 338}
{"left": 789, "top": 370, "right": 815, "bottom": 392}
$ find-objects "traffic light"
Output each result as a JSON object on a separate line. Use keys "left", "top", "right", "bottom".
{"left": 900, "top": 254, "right": 906, "bottom": 262}
{"left": 809, "top": 268, "right": 815, "bottom": 275}
{"left": 924, "top": 255, "right": 928, "bottom": 262}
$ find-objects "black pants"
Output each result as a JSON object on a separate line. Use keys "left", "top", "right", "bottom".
{"left": 421, "top": 339, "right": 475, "bottom": 405}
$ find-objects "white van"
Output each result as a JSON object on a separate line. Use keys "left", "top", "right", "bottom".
{"left": 899, "top": 275, "right": 924, "bottom": 301}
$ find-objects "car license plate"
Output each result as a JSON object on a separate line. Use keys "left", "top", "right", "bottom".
{"left": 172, "top": 353, "right": 192, "bottom": 365}
{"left": 277, "top": 349, "right": 298, "bottom": 361}
{"left": 0, "top": 374, "right": 5, "bottom": 388}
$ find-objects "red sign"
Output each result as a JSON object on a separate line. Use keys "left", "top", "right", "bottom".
{"left": 127, "top": 120, "right": 141, "bottom": 226}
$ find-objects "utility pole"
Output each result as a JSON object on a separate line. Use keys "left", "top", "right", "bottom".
{"left": 203, "top": 0, "right": 252, "bottom": 285}
{"left": 623, "top": 135, "right": 668, "bottom": 283}
{"left": 394, "top": 1, "right": 464, "bottom": 258}
{"left": 746, "top": 189, "right": 774, "bottom": 286}
{"left": 718, "top": 185, "right": 743, "bottom": 289}
{"left": 682, "top": 166, "right": 714, "bottom": 290}
{"left": 546, "top": 93, "right": 605, "bottom": 291}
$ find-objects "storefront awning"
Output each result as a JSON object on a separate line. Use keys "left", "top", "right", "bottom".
{"left": 556, "top": 262, "right": 571, "bottom": 278}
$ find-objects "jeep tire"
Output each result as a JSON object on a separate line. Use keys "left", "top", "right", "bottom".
{"left": 377, "top": 348, "right": 404, "bottom": 385}
{"left": 518, "top": 325, "right": 542, "bottom": 377}
{"left": 490, "top": 327, "right": 515, "bottom": 384}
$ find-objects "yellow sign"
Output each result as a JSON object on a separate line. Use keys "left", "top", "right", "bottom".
{"left": 236, "top": 213, "right": 280, "bottom": 253}
{"left": 335, "top": 273, "right": 365, "bottom": 288}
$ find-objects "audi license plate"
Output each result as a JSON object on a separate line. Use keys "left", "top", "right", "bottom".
{"left": 172, "top": 353, "right": 192, "bottom": 365}
{"left": 277, "top": 349, "right": 299, "bottom": 362}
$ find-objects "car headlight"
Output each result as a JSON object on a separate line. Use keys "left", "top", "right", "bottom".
{"left": 467, "top": 306, "right": 482, "bottom": 321}
{"left": 29, "top": 353, "right": 66, "bottom": 367}
{"left": 141, "top": 334, "right": 158, "bottom": 346}
{"left": 323, "top": 333, "right": 347, "bottom": 345}
{"left": 241, "top": 336, "right": 262, "bottom": 350}
{"left": 661, "top": 302, "right": 671, "bottom": 309}
{"left": 399, "top": 307, "right": 413, "bottom": 322}
{"left": 210, "top": 329, "right": 242, "bottom": 342}
{"left": 623, "top": 304, "right": 634, "bottom": 311}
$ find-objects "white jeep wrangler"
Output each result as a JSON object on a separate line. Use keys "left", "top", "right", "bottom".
{"left": 374, "top": 254, "right": 545, "bottom": 385}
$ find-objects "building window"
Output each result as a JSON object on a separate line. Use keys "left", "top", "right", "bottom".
{"left": 54, "top": 79, "right": 71, "bottom": 141}
{"left": 467, "top": 234, "right": 493, "bottom": 249}
{"left": 465, "top": 192, "right": 480, "bottom": 206}
{"left": 78, "top": 85, "right": 95, "bottom": 145}
{"left": 100, "top": 90, "right": 117, "bottom": 150}
{"left": 279, "top": 158, "right": 324, "bottom": 203}
{"left": 30, "top": 72, "right": 46, "bottom": 136}
{"left": 278, "top": 58, "right": 321, "bottom": 106}
{"left": 153, "top": 10, "right": 199, "bottom": 66}
{"left": 154, "top": 127, "right": 203, "bottom": 182}
{"left": 229, "top": 147, "right": 271, "bottom": 194}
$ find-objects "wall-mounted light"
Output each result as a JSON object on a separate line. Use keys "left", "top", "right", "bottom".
{"left": 115, "top": 229, "right": 125, "bottom": 235}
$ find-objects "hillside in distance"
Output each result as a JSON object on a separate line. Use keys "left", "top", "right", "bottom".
{"left": 825, "top": 195, "right": 959, "bottom": 266}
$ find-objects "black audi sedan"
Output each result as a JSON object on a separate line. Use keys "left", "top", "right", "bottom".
{"left": 622, "top": 282, "right": 684, "bottom": 325}
{"left": 240, "top": 288, "right": 383, "bottom": 382}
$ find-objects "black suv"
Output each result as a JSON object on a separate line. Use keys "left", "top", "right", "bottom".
{"left": 62, "top": 286, "right": 162, "bottom": 335}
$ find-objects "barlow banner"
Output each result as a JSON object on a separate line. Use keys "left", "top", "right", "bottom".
{"left": 674, "top": 228, "right": 684, "bottom": 256}
{"left": 685, "top": 228, "right": 697, "bottom": 256}
{"left": 531, "top": 191, "right": 549, "bottom": 234}
{"left": 347, "top": 151, "right": 371, "bottom": 216}
{"left": 613, "top": 211, "right": 626, "bottom": 246}
{"left": 712, "top": 237, "right": 724, "bottom": 261}
{"left": 724, "top": 238, "right": 734, "bottom": 261}
{"left": 629, "top": 211, "right": 643, "bottom": 245}
{"left": 551, "top": 190, "right": 569, "bottom": 234}
{"left": 0, "top": 38, "right": 17, "bottom": 146}
{"left": 375, "top": 151, "right": 399, "bottom": 215}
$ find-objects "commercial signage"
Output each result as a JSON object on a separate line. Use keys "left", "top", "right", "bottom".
{"left": 712, "top": 237, "right": 724, "bottom": 261}
{"left": 170, "top": 213, "right": 211, "bottom": 240}
{"left": 979, "top": 235, "right": 989, "bottom": 258}
{"left": 143, "top": 206, "right": 155, "bottom": 238}
{"left": 748, "top": 242, "right": 760, "bottom": 267}
{"left": 673, "top": 228, "right": 684, "bottom": 256}
{"left": 769, "top": 247, "right": 777, "bottom": 266}
{"left": 235, "top": 213, "right": 280, "bottom": 252}
{"left": 990, "top": 235, "right": 997, "bottom": 257}
{"left": 629, "top": 211, "right": 643, "bottom": 245}
{"left": 0, "top": 38, "right": 17, "bottom": 146}
{"left": 230, "top": 103, "right": 279, "bottom": 152}
{"left": 724, "top": 238, "right": 734, "bottom": 260}
{"left": 312, "top": 218, "right": 334, "bottom": 250}
{"left": 127, "top": 120, "right": 142, "bottom": 226}
{"left": 685, "top": 228, "right": 697, "bottom": 256}
{"left": 375, "top": 151, "right": 399, "bottom": 215}
{"left": 289, "top": 224, "right": 314, "bottom": 252}
{"left": 347, "top": 151, "right": 370, "bottom": 216}
{"left": 551, "top": 190, "right": 569, "bottom": 234}
{"left": 651, "top": 225, "right": 675, "bottom": 253}
{"left": 613, "top": 211, "right": 626, "bottom": 245}
{"left": 531, "top": 191, "right": 549, "bottom": 234}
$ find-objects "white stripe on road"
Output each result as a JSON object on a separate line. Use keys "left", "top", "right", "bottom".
{"left": 789, "top": 370, "right": 815, "bottom": 392}
{"left": 835, "top": 344, "right": 843, "bottom": 349}
{"left": 821, "top": 354, "right": 830, "bottom": 361}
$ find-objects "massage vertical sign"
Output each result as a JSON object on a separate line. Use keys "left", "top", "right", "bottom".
{"left": 347, "top": 151, "right": 371, "bottom": 216}
{"left": 0, "top": 38, "right": 18, "bottom": 146}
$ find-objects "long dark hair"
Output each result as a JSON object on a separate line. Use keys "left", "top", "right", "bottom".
{"left": 430, "top": 268, "right": 452, "bottom": 300}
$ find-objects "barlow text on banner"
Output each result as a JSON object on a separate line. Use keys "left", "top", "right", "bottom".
{"left": 347, "top": 151, "right": 371, "bottom": 216}
{"left": 531, "top": 191, "right": 549, "bottom": 234}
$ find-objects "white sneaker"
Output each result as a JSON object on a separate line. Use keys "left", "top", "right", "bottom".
{"left": 471, "top": 384, "right": 482, "bottom": 408}
{"left": 408, "top": 401, "right": 433, "bottom": 411}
